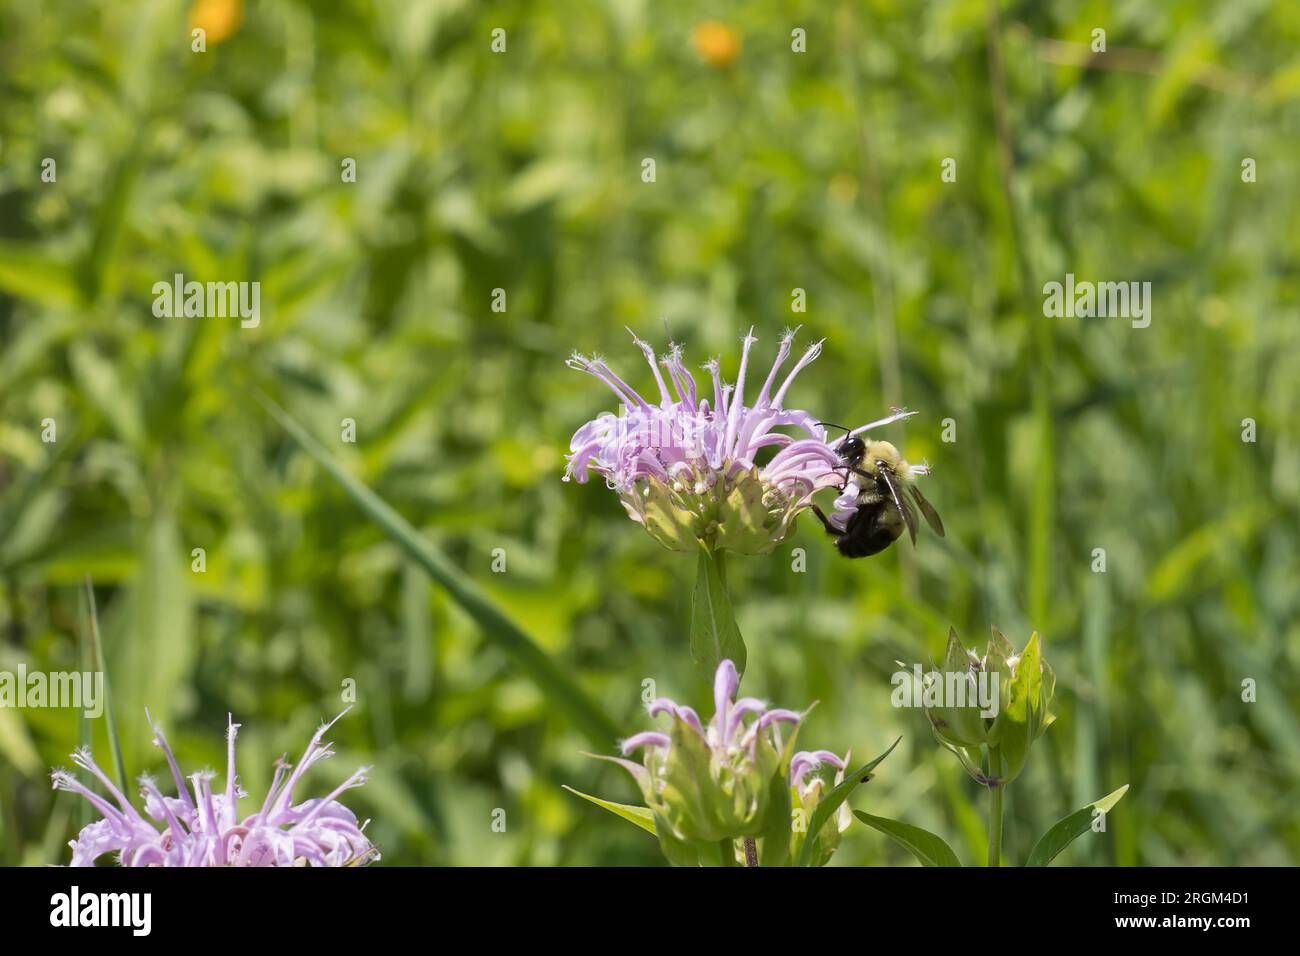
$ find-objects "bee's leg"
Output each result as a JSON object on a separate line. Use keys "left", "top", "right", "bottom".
{"left": 809, "top": 504, "right": 839, "bottom": 536}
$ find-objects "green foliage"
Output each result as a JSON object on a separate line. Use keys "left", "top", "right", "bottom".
{"left": 690, "top": 547, "right": 747, "bottom": 678}
{"left": 795, "top": 737, "right": 900, "bottom": 867}
{"left": 852, "top": 811, "right": 962, "bottom": 867}
{"left": 1, "top": 0, "right": 1297, "bottom": 866}
{"left": 560, "top": 786, "right": 657, "bottom": 836}
{"left": 1026, "top": 785, "right": 1130, "bottom": 867}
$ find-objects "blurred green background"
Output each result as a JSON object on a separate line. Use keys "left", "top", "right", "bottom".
{"left": 2, "top": 0, "right": 1298, "bottom": 866}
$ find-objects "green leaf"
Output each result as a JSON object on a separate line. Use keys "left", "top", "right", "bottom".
{"left": 258, "top": 394, "right": 621, "bottom": 746}
{"left": 561, "top": 786, "right": 657, "bottom": 836}
{"left": 852, "top": 811, "right": 962, "bottom": 866}
{"left": 758, "top": 759, "right": 793, "bottom": 866}
{"left": 690, "top": 546, "right": 745, "bottom": 677}
{"left": 796, "top": 736, "right": 900, "bottom": 867}
{"left": 1026, "top": 784, "right": 1130, "bottom": 866}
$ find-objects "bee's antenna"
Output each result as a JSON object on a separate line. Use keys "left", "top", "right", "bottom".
{"left": 816, "top": 421, "right": 852, "bottom": 435}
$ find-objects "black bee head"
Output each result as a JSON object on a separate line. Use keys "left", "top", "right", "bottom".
{"left": 837, "top": 436, "right": 866, "bottom": 465}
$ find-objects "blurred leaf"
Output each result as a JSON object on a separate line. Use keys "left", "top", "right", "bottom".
{"left": 0, "top": 241, "right": 84, "bottom": 308}
{"left": 105, "top": 513, "right": 195, "bottom": 772}
{"left": 0, "top": 709, "right": 41, "bottom": 775}
{"left": 259, "top": 394, "right": 621, "bottom": 746}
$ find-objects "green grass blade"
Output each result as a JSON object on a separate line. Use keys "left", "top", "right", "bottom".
{"left": 83, "top": 577, "right": 129, "bottom": 796}
{"left": 258, "top": 393, "right": 621, "bottom": 746}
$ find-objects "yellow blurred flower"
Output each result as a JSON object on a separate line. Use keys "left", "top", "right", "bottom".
{"left": 190, "top": 0, "right": 243, "bottom": 45}
{"left": 692, "top": 21, "right": 741, "bottom": 67}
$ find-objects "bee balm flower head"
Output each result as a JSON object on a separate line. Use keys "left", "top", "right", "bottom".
{"left": 564, "top": 328, "right": 916, "bottom": 554}
{"left": 51, "top": 708, "right": 378, "bottom": 867}
{"left": 603, "top": 659, "right": 803, "bottom": 845}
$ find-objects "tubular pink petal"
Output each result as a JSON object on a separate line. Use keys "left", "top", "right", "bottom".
{"left": 723, "top": 328, "right": 757, "bottom": 454}
{"left": 147, "top": 708, "right": 196, "bottom": 813}
{"left": 626, "top": 327, "right": 673, "bottom": 405}
{"left": 70, "top": 747, "right": 137, "bottom": 818}
{"left": 620, "top": 731, "right": 671, "bottom": 755}
{"left": 754, "top": 327, "right": 798, "bottom": 408}
{"left": 567, "top": 352, "right": 652, "bottom": 412}
{"left": 771, "top": 338, "right": 825, "bottom": 407}
{"left": 849, "top": 407, "right": 917, "bottom": 438}
{"left": 713, "top": 659, "right": 740, "bottom": 728}
{"left": 225, "top": 714, "right": 241, "bottom": 828}
{"left": 757, "top": 708, "right": 802, "bottom": 729}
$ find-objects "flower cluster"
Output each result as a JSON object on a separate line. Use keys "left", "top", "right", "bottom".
{"left": 52, "top": 709, "right": 377, "bottom": 867}
{"left": 603, "top": 659, "right": 851, "bottom": 865}
{"left": 565, "top": 328, "right": 916, "bottom": 554}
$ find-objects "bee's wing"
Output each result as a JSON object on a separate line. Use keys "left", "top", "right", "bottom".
{"left": 908, "top": 484, "right": 945, "bottom": 537}
{"left": 878, "top": 466, "right": 918, "bottom": 546}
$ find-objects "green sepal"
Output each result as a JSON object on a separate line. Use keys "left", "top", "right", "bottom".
{"left": 928, "top": 627, "right": 988, "bottom": 748}
{"left": 655, "top": 813, "right": 702, "bottom": 867}
{"left": 992, "top": 631, "right": 1043, "bottom": 784}
{"left": 638, "top": 476, "right": 702, "bottom": 552}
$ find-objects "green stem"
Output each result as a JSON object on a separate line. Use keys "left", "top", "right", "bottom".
{"left": 987, "top": 745, "right": 1004, "bottom": 867}
{"left": 988, "top": 784, "right": 1003, "bottom": 867}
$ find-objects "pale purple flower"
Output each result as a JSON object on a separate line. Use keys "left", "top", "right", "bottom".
{"left": 52, "top": 708, "right": 378, "bottom": 867}
{"left": 597, "top": 659, "right": 804, "bottom": 842}
{"left": 620, "top": 658, "right": 802, "bottom": 770}
{"left": 564, "top": 327, "right": 916, "bottom": 552}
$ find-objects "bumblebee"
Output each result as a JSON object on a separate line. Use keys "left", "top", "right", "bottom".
{"left": 810, "top": 425, "right": 945, "bottom": 558}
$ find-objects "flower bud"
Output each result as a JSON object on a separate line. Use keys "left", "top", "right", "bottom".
{"left": 789, "top": 749, "right": 851, "bottom": 867}
{"left": 926, "top": 627, "right": 1055, "bottom": 787}
{"left": 984, "top": 629, "right": 1055, "bottom": 785}
{"left": 924, "top": 627, "right": 992, "bottom": 749}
